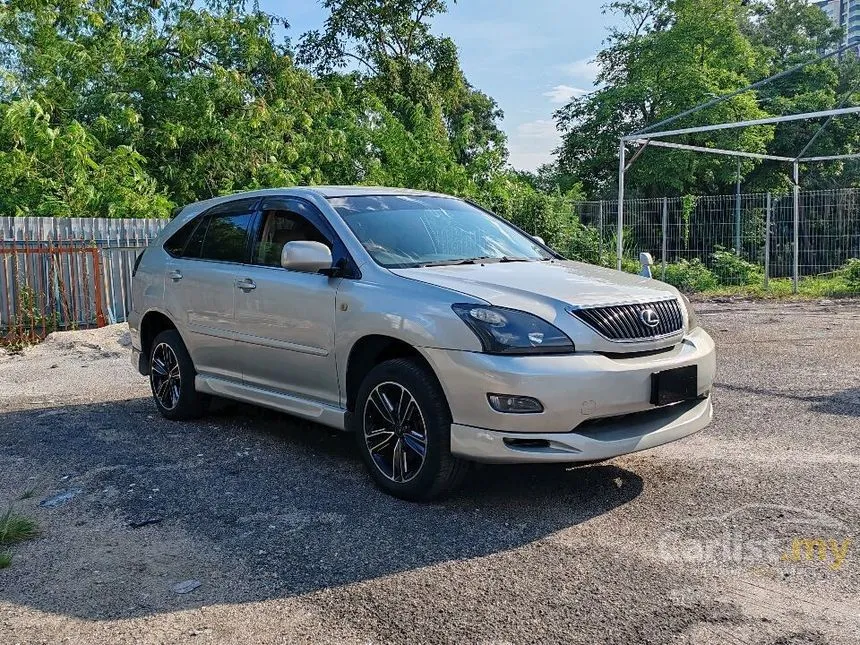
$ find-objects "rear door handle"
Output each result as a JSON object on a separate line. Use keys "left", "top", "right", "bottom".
{"left": 168, "top": 269, "right": 183, "bottom": 282}
{"left": 236, "top": 278, "right": 256, "bottom": 292}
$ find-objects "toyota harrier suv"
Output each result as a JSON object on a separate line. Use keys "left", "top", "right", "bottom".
{"left": 129, "top": 187, "right": 715, "bottom": 500}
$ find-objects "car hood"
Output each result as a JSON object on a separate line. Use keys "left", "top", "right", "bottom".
{"left": 390, "top": 260, "right": 678, "bottom": 311}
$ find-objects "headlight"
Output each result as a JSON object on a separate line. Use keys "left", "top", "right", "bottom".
{"left": 680, "top": 294, "right": 699, "bottom": 331}
{"left": 452, "top": 304, "right": 575, "bottom": 355}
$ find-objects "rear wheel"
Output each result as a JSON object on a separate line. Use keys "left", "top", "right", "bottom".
{"left": 149, "top": 329, "right": 207, "bottom": 421}
{"left": 354, "top": 358, "right": 468, "bottom": 501}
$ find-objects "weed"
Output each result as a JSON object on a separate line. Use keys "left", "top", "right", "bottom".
{"left": 843, "top": 258, "right": 860, "bottom": 289}
{"left": 0, "top": 508, "right": 40, "bottom": 545}
{"left": 16, "top": 479, "right": 44, "bottom": 501}
{"left": 692, "top": 275, "right": 858, "bottom": 300}
{"left": 711, "top": 246, "right": 763, "bottom": 286}
{"left": 0, "top": 552, "right": 11, "bottom": 569}
{"left": 663, "top": 259, "right": 719, "bottom": 292}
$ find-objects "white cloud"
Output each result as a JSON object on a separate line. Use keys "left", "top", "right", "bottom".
{"left": 559, "top": 56, "right": 600, "bottom": 86}
{"left": 516, "top": 119, "right": 559, "bottom": 139}
{"left": 508, "top": 119, "right": 561, "bottom": 171}
{"left": 543, "top": 84, "right": 588, "bottom": 104}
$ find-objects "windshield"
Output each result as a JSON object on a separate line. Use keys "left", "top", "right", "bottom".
{"left": 328, "top": 195, "right": 552, "bottom": 268}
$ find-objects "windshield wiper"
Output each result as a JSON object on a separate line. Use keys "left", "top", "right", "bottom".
{"left": 417, "top": 256, "right": 536, "bottom": 268}
{"left": 417, "top": 257, "right": 493, "bottom": 267}
{"left": 498, "top": 256, "right": 533, "bottom": 263}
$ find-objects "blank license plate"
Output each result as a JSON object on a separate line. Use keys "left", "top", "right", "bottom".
{"left": 651, "top": 365, "right": 698, "bottom": 406}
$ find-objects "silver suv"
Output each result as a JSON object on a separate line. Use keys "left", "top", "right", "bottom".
{"left": 129, "top": 187, "right": 715, "bottom": 500}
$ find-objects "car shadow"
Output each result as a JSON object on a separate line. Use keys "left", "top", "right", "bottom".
{"left": 716, "top": 383, "right": 860, "bottom": 417}
{"left": 0, "top": 398, "right": 643, "bottom": 620}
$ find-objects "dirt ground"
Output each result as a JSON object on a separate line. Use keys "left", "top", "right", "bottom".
{"left": 0, "top": 300, "right": 858, "bottom": 645}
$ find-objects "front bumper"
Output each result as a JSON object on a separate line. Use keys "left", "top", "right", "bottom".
{"left": 422, "top": 326, "right": 716, "bottom": 463}
{"left": 450, "top": 396, "right": 712, "bottom": 463}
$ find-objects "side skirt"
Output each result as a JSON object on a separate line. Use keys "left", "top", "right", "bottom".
{"left": 195, "top": 374, "right": 347, "bottom": 431}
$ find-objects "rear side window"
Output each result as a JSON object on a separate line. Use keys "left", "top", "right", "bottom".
{"left": 199, "top": 212, "right": 255, "bottom": 263}
{"left": 183, "top": 217, "right": 209, "bottom": 259}
{"left": 163, "top": 218, "right": 201, "bottom": 257}
{"left": 166, "top": 197, "right": 260, "bottom": 262}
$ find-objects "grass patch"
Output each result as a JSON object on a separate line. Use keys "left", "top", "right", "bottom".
{"left": 0, "top": 508, "right": 40, "bottom": 545}
{"left": 691, "top": 275, "right": 859, "bottom": 300}
{"left": 0, "top": 552, "right": 10, "bottom": 569}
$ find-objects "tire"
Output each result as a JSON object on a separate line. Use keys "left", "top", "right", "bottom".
{"left": 354, "top": 358, "right": 468, "bottom": 501}
{"left": 149, "top": 329, "right": 208, "bottom": 421}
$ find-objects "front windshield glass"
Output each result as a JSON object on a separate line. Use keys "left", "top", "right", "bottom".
{"left": 328, "top": 195, "right": 552, "bottom": 268}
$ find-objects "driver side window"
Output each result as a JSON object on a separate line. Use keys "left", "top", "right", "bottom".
{"left": 254, "top": 209, "right": 332, "bottom": 268}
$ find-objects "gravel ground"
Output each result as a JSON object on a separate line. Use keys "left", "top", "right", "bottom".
{"left": 0, "top": 300, "right": 858, "bottom": 645}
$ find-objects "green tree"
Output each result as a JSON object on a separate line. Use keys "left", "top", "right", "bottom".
{"left": 554, "top": 0, "right": 774, "bottom": 198}
{"left": 298, "top": 0, "right": 507, "bottom": 175}
{"left": 743, "top": 0, "right": 858, "bottom": 191}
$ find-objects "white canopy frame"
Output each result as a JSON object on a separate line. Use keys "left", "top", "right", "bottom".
{"left": 615, "top": 44, "right": 860, "bottom": 292}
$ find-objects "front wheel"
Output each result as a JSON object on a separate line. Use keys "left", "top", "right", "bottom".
{"left": 354, "top": 358, "right": 468, "bottom": 501}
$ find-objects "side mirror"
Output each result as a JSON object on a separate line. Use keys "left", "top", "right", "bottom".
{"left": 533, "top": 235, "right": 546, "bottom": 245}
{"left": 281, "top": 241, "right": 333, "bottom": 274}
{"left": 639, "top": 252, "right": 654, "bottom": 279}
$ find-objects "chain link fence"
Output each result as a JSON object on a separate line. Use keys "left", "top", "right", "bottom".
{"left": 574, "top": 188, "right": 860, "bottom": 292}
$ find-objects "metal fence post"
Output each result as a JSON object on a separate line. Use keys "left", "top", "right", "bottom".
{"left": 764, "top": 192, "right": 771, "bottom": 291}
{"left": 661, "top": 197, "right": 668, "bottom": 280}
{"left": 598, "top": 200, "right": 604, "bottom": 265}
{"left": 617, "top": 140, "right": 626, "bottom": 271}
{"left": 793, "top": 162, "right": 800, "bottom": 294}
{"left": 735, "top": 159, "right": 742, "bottom": 254}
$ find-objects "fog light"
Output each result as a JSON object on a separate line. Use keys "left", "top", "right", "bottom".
{"left": 487, "top": 394, "right": 544, "bottom": 414}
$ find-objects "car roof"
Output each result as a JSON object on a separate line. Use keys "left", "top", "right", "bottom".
{"left": 303, "top": 185, "right": 452, "bottom": 198}
{"left": 181, "top": 185, "right": 454, "bottom": 212}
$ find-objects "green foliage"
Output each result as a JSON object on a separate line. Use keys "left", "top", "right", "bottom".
{"left": 711, "top": 246, "right": 764, "bottom": 285}
{"left": 15, "top": 282, "right": 59, "bottom": 334}
{"left": 0, "top": 508, "right": 40, "bottom": 545}
{"left": 552, "top": 0, "right": 860, "bottom": 197}
{"left": 0, "top": 99, "right": 172, "bottom": 217}
{"left": 692, "top": 274, "right": 858, "bottom": 299}
{"left": 680, "top": 194, "right": 697, "bottom": 251}
{"left": 555, "top": 0, "right": 772, "bottom": 197}
{"left": 0, "top": 0, "right": 516, "bottom": 219}
{"left": 662, "top": 259, "right": 719, "bottom": 292}
{"left": 842, "top": 258, "right": 860, "bottom": 289}
{"left": 0, "top": 504, "right": 40, "bottom": 569}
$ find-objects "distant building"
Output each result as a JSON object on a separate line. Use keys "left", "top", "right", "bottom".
{"left": 814, "top": 0, "right": 860, "bottom": 46}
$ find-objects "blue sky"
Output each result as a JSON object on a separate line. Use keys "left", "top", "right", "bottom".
{"left": 261, "top": 1, "right": 621, "bottom": 171}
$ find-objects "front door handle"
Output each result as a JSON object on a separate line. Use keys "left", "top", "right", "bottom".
{"left": 236, "top": 278, "right": 256, "bottom": 292}
{"left": 168, "top": 269, "right": 183, "bottom": 282}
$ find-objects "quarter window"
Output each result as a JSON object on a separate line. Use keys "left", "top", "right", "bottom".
{"left": 163, "top": 218, "right": 201, "bottom": 258}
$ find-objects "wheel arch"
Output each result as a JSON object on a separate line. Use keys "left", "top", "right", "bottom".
{"left": 344, "top": 334, "right": 447, "bottom": 416}
{"left": 139, "top": 309, "right": 180, "bottom": 374}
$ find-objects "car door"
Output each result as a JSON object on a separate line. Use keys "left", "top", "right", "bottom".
{"left": 233, "top": 197, "right": 343, "bottom": 405}
{"left": 163, "top": 199, "right": 257, "bottom": 381}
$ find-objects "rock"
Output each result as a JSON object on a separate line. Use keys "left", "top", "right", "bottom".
{"left": 39, "top": 488, "right": 82, "bottom": 508}
{"left": 37, "top": 409, "right": 68, "bottom": 418}
{"left": 128, "top": 516, "right": 162, "bottom": 529}
{"left": 172, "top": 579, "right": 202, "bottom": 594}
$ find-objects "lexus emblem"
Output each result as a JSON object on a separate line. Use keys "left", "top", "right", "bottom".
{"left": 639, "top": 308, "right": 660, "bottom": 328}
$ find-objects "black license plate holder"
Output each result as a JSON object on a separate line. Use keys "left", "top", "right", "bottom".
{"left": 651, "top": 365, "right": 698, "bottom": 406}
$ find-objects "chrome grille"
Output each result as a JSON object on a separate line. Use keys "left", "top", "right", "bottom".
{"left": 569, "top": 299, "right": 684, "bottom": 341}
